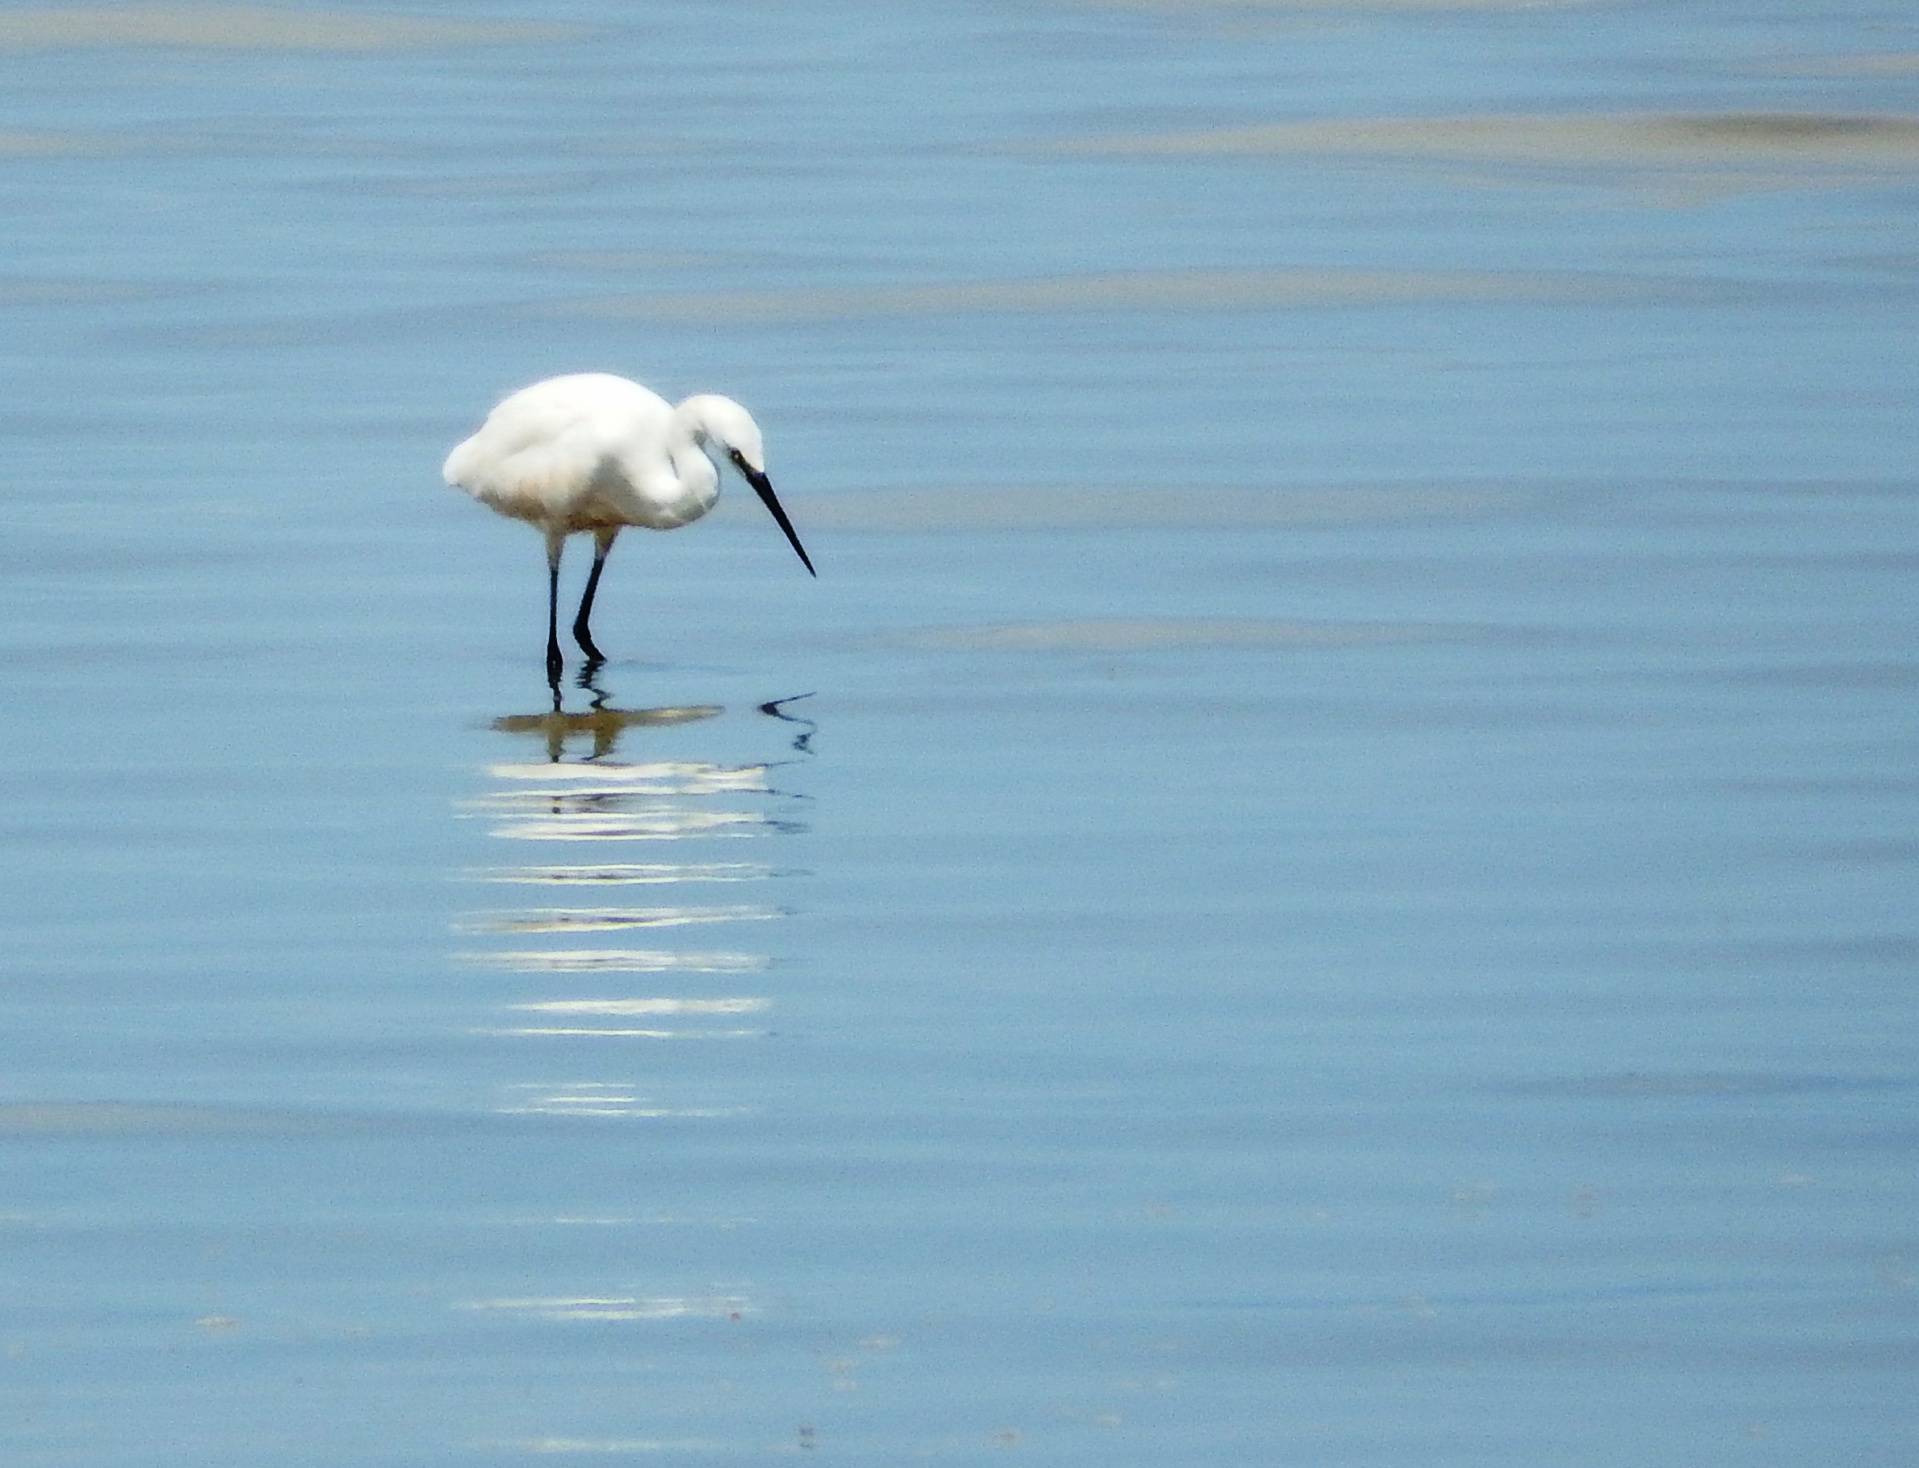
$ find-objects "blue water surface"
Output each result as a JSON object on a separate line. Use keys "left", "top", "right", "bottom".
{"left": 1, "top": 1, "right": 1916, "bottom": 1463}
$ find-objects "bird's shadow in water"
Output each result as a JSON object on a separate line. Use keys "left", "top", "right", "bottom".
{"left": 491, "top": 665, "right": 816, "bottom": 764}
{"left": 758, "top": 692, "right": 818, "bottom": 756}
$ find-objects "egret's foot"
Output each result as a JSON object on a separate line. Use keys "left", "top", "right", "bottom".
{"left": 572, "top": 623, "right": 606, "bottom": 663}
{"left": 545, "top": 642, "right": 565, "bottom": 686}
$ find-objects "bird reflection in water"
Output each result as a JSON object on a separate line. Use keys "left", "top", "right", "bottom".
{"left": 455, "top": 672, "right": 815, "bottom": 1117}
{"left": 492, "top": 692, "right": 722, "bottom": 763}
{"left": 758, "top": 691, "right": 817, "bottom": 755}
{"left": 493, "top": 669, "right": 816, "bottom": 763}
{"left": 484, "top": 660, "right": 715, "bottom": 760}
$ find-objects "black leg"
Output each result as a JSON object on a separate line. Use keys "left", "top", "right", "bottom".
{"left": 545, "top": 541, "right": 564, "bottom": 686}
{"left": 572, "top": 529, "right": 617, "bottom": 663}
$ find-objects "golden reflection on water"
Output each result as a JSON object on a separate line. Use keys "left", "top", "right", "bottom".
{"left": 490, "top": 703, "right": 720, "bottom": 763}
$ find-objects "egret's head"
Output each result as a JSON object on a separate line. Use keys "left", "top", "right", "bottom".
{"left": 681, "top": 394, "right": 765, "bottom": 474}
{"left": 678, "top": 393, "right": 814, "bottom": 577}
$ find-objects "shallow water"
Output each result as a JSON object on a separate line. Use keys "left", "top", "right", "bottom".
{"left": 2, "top": 2, "right": 1916, "bottom": 1463}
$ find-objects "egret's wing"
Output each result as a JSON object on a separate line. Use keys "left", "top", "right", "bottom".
{"left": 443, "top": 375, "right": 671, "bottom": 522}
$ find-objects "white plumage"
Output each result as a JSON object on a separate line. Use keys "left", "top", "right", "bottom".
{"left": 443, "top": 373, "right": 814, "bottom": 680}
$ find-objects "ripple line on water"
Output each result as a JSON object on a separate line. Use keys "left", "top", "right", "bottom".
{"left": 464, "top": 862, "right": 781, "bottom": 885}
{"left": 456, "top": 949, "right": 768, "bottom": 973}
{"left": 456, "top": 906, "right": 782, "bottom": 934}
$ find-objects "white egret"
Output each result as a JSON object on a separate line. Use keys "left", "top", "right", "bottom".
{"left": 443, "top": 373, "right": 815, "bottom": 680}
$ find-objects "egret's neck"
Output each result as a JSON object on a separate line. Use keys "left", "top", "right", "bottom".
{"left": 661, "top": 415, "right": 721, "bottom": 510}
{"left": 666, "top": 437, "right": 719, "bottom": 496}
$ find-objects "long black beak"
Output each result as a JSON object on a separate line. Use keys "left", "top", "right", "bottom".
{"left": 730, "top": 449, "right": 815, "bottom": 577}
